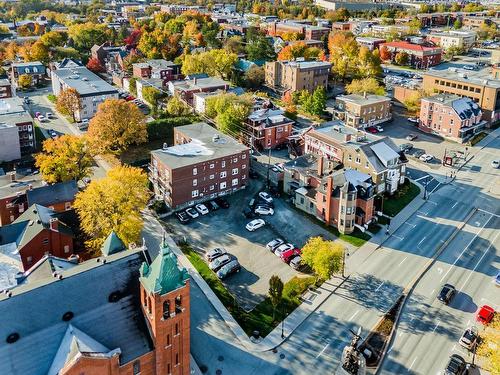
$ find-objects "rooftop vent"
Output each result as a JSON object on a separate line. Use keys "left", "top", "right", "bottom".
{"left": 212, "top": 134, "right": 220, "bottom": 142}
{"left": 162, "top": 142, "right": 168, "bottom": 150}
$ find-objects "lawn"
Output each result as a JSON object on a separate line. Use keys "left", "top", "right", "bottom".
{"left": 383, "top": 181, "right": 420, "bottom": 217}
{"left": 180, "top": 243, "right": 316, "bottom": 337}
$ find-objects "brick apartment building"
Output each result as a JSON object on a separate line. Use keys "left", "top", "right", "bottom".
{"left": 10, "top": 61, "right": 46, "bottom": 87}
{"left": 334, "top": 93, "right": 392, "bottom": 129}
{"left": 419, "top": 94, "right": 486, "bottom": 143}
{"left": 0, "top": 97, "right": 36, "bottom": 155}
{"left": 266, "top": 22, "right": 330, "bottom": 40}
{"left": 356, "top": 37, "right": 386, "bottom": 51}
{"left": 149, "top": 123, "right": 250, "bottom": 209}
{"left": 133, "top": 59, "right": 182, "bottom": 82}
{"left": 246, "top": 108, "right": 294, "bottom": 150}
{"left": 265, "top": 60, "right": 331, "bottom": 94}
{"left": 284, "top": 154, "right": 376, "bottom": 233}
{"left": 304, "top": 122, "right": 407, "bottom": 195}
{"left": 379, "top": 41, "right": 442, "bottom": 69}
{"left": 167, "top": 76, "right": 230, "bottom": 105}
{"left": 422, "top": 67, "right": 500, "bottom": 124}
{"left": 0, "top": 78, "right": 13, "bottom": 98}
{"left": 0, "top": 179, "right": 78, "bottom": 226}
{"left": 0, "top": 239, "right": 191, "bottom": 375}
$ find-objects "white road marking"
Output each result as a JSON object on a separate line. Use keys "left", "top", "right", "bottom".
{"left": 452, "top": 201, "right": 458, "bottom": 209}
{"left": 408, "top": 357, "right": 418, "bottom": 372}
{"left": 418, "top": 236, "right": 427, "bottom": 247}
{"left": 375, "top": 281, "right": 385, "bottom": 292}
{"left": 431, "top": 289, "right": 435, "bottom": 295}
{"left": 428, "top": 200, "right": 438, "bottom": 205}
{"left": 316, "top": 340, "right": 331, "bottom": 359}
{"left": 392, "top": 235, "right": 404, "bottom": 241}
{"left": 430, "top": 183, "right": 441, "bottom": 194}
{"left": 415, "top": 175, "right": 429, "bottom": 182}
{"left": 477, "top": 208, "right": 500, "bottom": 217}
{"left": 399, "top": 257, "right": 407, "bottom": 266}
{"left": 417, "top": 210, "right": 429, "bottom": 216}
{"left": 404, "top": 222, "right": 416, "bottom": 228}
{"left": 432, "top": 322, "right": 440, "bottom": 333}
{"left": 348, "top": 310, "right": 359, "bottom": 322}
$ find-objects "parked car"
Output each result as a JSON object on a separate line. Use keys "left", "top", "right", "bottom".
{"left": 399, "top": 143, "right": 413, "bottom": 152}
{"left": 23, "top": 97, "right": 30, "bottom": 104}
{"left": 255, "top": 206, "right": 274, "bottom": 216}
{"left": 375, "top": 125, "right": 384, "bottom": 132}
{"left": 419, "top": 153, "right": 434, "bottom": 163}
{"left": 176, "top": 211, "right": 190, "bottom": 224}
{"left": 406, "top": 133, "right": 418, "bottom": 140}
{"left": 459, "top": 327, "right": 478, "bottom": 350}
{"left": 266, "top": 238, "right": 284, "bottom": 252}
{"left": 48, "top": 129, "right": 58, "bottom": 138}
{"left": 366, "top": 126, "right": 378, "bottom": 134}
{"left": 407, "top": 117, "right": 419, "bottom": 124}
{"left": 216, "top": 259, "right": 241, "bottom": 279}
{"left": 195, "top": 203, "right": 209, "bottom": 215}
{"left": 256, "top": 200, "right": 274, "bottom": 209}
{"left": 280, "top": 248, "right": 301, "bottom": 263}
{"left": 274, "top": 163, "right": 284, "bottom": 172}
{"left": 476, "top": 305, "right": 495, "bottom": 324}
{"left": 491, "top": 160, "right": 499, "bottom": 169}
{"left": 185, "top": 207, "right": 199, "bottom": 219}
{"left": 444, "top": 354, "right": 466, "bottom": 375}
{"left": 413, "top": 149, "right": 425, "bottom": 158}
{"left": 207, "top": 200, "right": 219, "bottom": 211}
{"left": 77, "top": 119, "right": 89, "bottom": 130}
{"left": 274, "top": 243, "right": 294, "bottom": 257}
{"left": 249, "top": 169, "right": 259, "bottom": 179}
{"left": 243, "top": 207, "right": 256, "bottom": 219}
{"left": 290, "top": 255, "right": 302, "bottom": 270}
{"left": 463, "top": 65, "right": 476, "bottom": 71}
{"left": 209, "top": 254, "right": 232, "bottom": 272}
{"left": 46, "top": 112, "right": 54, "bottom": 119}
{"left": 205, "top": 247, "right": 227, "bottom": 262}
{"left": 495, "top": 270, "right": 500, "bottom": 286}
{"left": 37, "top": 114, "right": 46, "bottom": 122}
{"left": 258, "top": 191, "right": 273, "bottom": 203}
{"left": 246, "top": 218, "right": 265, "bottom": 231}
{"left": 215, "top": 197, "right": 230, "bottom": 208}
{"left": 437, "top": 284, "right": 456, "bottom": 304}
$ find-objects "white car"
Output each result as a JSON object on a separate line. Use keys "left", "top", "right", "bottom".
{"left": 274, "top": 243, "right": 294, "bottom": 257}
{"left": 185, "top": 207, "right": 199, "bottom": 219}
{"left": 46, "top": 112, "right": 54, "bottom": 119}
{"left": 459, "top": 327, "right": 478, "bottom": 350}
{"left": 258, "top": 191, "right": 273, "bottom": 203}
{"left": 37, "top": 115, "right": 46, "bottom": 122}
{"left": 463, "top": 65, "right": 475, "bottom": 71}
{"left": 209, "top": 254, "right": 232, "bottom": 271}
{"left": 491, "top": 160, "right": 499, "bottom": 169}
{"left": 419, "top": 153, "right": 433, "bottom": 162}
{"left": 375, "top": 125, "right": 384, "bottom": 132}
{"left": 266, "top": 238, "right": 284, "bottom": 251}
{"left": 407, "top": 117, "right": 419, "bottom": 124}
{"left": 195, "top": 203, "right": 209, "bottom": 215}
{"left": 205, "top": 247, "right": 227, "bottom": 262}
{"left": 255, "top": 206, "right": 274, "bottom": 216}
{"left": 246, "top": 219, "right": 265, "bottom": 231}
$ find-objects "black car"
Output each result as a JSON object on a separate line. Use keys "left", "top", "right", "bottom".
{"left": 249, "top": 169, "right": 259, "bottom": 179}
{"left": 207, "top": 200, "right": 219, "bottom": 211}
{"left": 176, "top": 211, "right": 190, "bottom": 224}
{"left": 438, "top": 284, "right": 456, "bottom": 304}
{"left": 256, "top": 199, "right": 274, "bottom": 208}
{"left": 215, "top": 197, "right": 230, "bottom": 209}
{"left": 445, "top": 354, "right": 466, "bottom": 375}
{"left": 243, "top": 207, "right": 256, "bottom": 219}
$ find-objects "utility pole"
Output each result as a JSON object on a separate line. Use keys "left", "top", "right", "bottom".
{"left": 266, "top": 147, "right": 271, "bottom": 189}
{"left": 281, "top": 304, "right": 285, "bottom": 339}
{"left": 342, "top": 251, "right": 349, "bottom": 278}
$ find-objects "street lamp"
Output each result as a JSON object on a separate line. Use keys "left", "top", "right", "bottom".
{"left": 281, "top": 304, "right": 285, "bottom": 339}
{"left": 266, "top": 147, "right": 272, "bottom": 189}
{"left": 342, "top": 251, "right": 350, "bottom": 278}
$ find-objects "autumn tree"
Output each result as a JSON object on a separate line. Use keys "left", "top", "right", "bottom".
{"left": 277, "top": 42, "right": 321, "bottom": 61}
{"left": 20, "top": 41, "right": 49, "bottom": 63}
{"left": 181, "top": 49, "right": 238, "bottom": 80}
{"left": 56, "top": 88, "right": 81, "bottom": 122}
{"left": 35, "top": 135, "right": 93, "bottom": 183}
{"left": 328, "top": 31, "right": 360, "bottom": 82}
{"left": 403, "top": 90, "right": 424, "bottom": 115}
{"left": 224, "top": 36, "right": 245, "bottom": 54}
{"left": 477, "top": 314, "right": 500, "bottom": 374}
{"left": 40, "top": 30, "right": 68, "bottom": 48}
{"left": 166, "top": 96, "right": 191, "bottom": 117}
{"left": 346, "top": 78, "right": 386, "bottom": 96}
{"left": 301, "top": 237, "right": 344, "bottom": 281}
{"left": 68, "top": 22, "right": 108, "bottom": 52}
{"left": 244, "top": 65, "right": 265, "bottom": 89}
{"left": 74, "top": 166, "right": 150, "bottom": 251}
{"left": 268, "top": 275, "right": 284, "bottom": 322}
{"left": 87, "top": 98, "right": 147, "bottom": 155}
{"left": 18, "top": 74, "right": 32, "bottom": 89}
{"left": 357, "top": 46, "right": 382, "bottom": 78}
{"left": 86, "top": 57, "right": 105, "bottom": 73}
{"left": 395, "top": 51, "right": 409, "bottom": 66}
{"left": 379, "top": 45, "right": 391, "bottom": 61}
{"left": 142, "top": 86, "right": 162, "bottom": 107}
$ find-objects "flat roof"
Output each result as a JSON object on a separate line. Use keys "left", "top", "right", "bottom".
{"left": 152, "top": 122, "right": 249, "bottom": 169}
{"left": 307, "top": 120, "right": 379, "bottom": 147}
{"left": 424, "top": 67, "right": 500, "bottom": 89}
{"left": 337, "top": 94, "right": 390, "bottom": 106}
{"left": 53, "top": 66, "right": 118, "bottom": 96}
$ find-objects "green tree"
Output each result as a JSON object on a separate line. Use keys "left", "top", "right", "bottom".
{"left": 453, "top": 19, "right": 462, "bottom": 30}
{"left": 166, "top": 96, "right": 191, "bottom": 117}
{"left": 244, "top": 65, "right": 265, "bottom": 89}
{"left": 444, "top": 46, "right": 464, "bottom": 60}
{"left": 142, "top": 86, "right": 161, "bottom": 107}
{"left": 129, "top": 77, "right": 137, "bottom": 96}
{"left": 268, "top": 275, "right": 284, "bottom": 322}
{"left": 346, "top": 78, "right": 386, "bottom": 96}
{"left": 394, "top": 51, "right": 409, "bottom": 66}
{"left": 310, "top": 86, "right": 327, "bottom": 116}
{"left": 215, "top": 103, "right": 252, "bottom": 137}
{"left": 301, "top": 237, "right": 344, "bottom": 282}
{"left": 68, "top": 22, "right": 108, "bottom": 52}
{"left": 245, "top": 36, "right": 276, "bottom": 62}
{"left": 181, "top": 49, "right": 238, "bottom": 80}
{"left": 18, "top": 74, "right": 32, "bottom": 89}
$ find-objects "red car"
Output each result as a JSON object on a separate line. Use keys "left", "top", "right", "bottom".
{"left": 476, "top": 305, "right": 495, "bottom": 324}
{"left": 280, "top": 248, "right": 301, "bottom": 263}
{"left": 125, "top": 95, "right": 135, "bottom": 101}
{"left": 366, "top": 127, "right": 378, "bottom": 134}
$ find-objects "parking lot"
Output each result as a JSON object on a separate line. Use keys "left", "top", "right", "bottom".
{"left": 164, "top": 178, "right": 340, "bottom": 311}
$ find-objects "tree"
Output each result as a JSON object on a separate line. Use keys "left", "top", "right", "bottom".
{"left": 74, "top": 166, "right": 150, "bottom": 251}
{"left": 68, "top": 22, "right": 108, "bottom": 52}
{"left": 346, "top": 78, "right": 386, "bottom": 96}
{"left": 453, "top": 19, "right": 462, "bottom": 30}
{"left": 224, "top": 36, "right": 244, "bottom": 54}
{"left": 308, "top": 86, "right": 327, "bottom": 116}
{"left": 244, "top": 65, "right": 265, "bottom": 89}
{"left": 444, "top": 46, "right": 464, "bottom": 60}
{"left": 87, "top": 98, "right": 147, "bottom": 155}
{"left": 277, "top": 42, "right": 321, "bottom": 61}
{"left": 395, "top": 51, "right": 409, "bottom": 66}
{"left": 35, "top": 135, "right": 93, "bottom": 183}
{"left": 142, "top": 86, "right": 162, "bottom": 107}
{"left": 245, "top": 35, "right": 276, "bottom": 62}
{"left": 181, "top": 49, "right": 238, "bottom": 80}
{"left": 56, "top": 88, "right": 81, "bottom": 122}
{"left": 268, "top": 275, "right": 284, "bottom": 322}
{"left": 21, "top": 41, "right": 49, "bottom": 63}
{"left": 86, "top": 57, "right": 105, "bottom": 73}
{"left": 379, "top": 45, "right": 391, "bottom": 61}
{"left": 477, "top": 314, "right": 500, "bottom": 374}
{"left": 357, "top": 46, "right": 382, "bottom": 78}
{"left": 166, "top": 96, "right": 191, "bottom": 117}
{"left": 403, "top": 90, "right": 424, "bottom": 115}
{"left": 18, "top": 74, "right": 32, "bottom": 89}
{"left": 215, "top": 103, "right": 251, "bottom": 137}
{"left": 40, "top": 30, "right": 67, "bottom": 48}
{"left": 128, "top": 77, "right": 137, "bottom": 96}
{"left": 329, "top": 31, "right": 360, "bottom": 81}
{"left": 301, "top": 237, "right": 344, "bottom": 281}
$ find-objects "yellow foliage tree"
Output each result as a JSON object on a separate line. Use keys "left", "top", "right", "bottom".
{"left": 87, "top": 98, "right": 147, "bottom": 155}
{"left": 477, "top": 314, "right": 500, "bottom": 373}
{"left": 74, "top": 166, "right": 150, "bottom": 251}
{"left": 301, "top": 237, "right": 345, "bottom": 281}
{"left": 56, "top": 88, "right": 81, "bottom": 122}
{"left": 35, "top": 135, "right": 93, "bottom": 183}
{"left": 18, "top": 74, "right": 32, "bottom": 89}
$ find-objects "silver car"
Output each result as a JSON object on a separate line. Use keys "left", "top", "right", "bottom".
{"left": 216, "top": 259, "right": 241, "bottom": 279}
{"left": 209, "top": 254, "right": 232, "bottom": 272}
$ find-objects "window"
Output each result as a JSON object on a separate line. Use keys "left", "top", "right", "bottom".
{"left": 242, "top": 164, "right": 246, "bottom": 169}
{"left": 233, "top": 157, "right": 238, "bottom": 163}
{"left": 220, "top": 182, "right": 227, "bottom": 189}
{"left": 220, "top": 171, "right": 227, "bottom": 178}
{"left": 346, "top": 207, "right": 353, "bottom": 214}
{"left": 42, "top": 238, "right": 49, "bottom": 245}
{"left": 209, "top": 185, "right": 215, "bottom": 191}
{"left": 175, "top": 295, "right": 182, "bottom": 313}
{"left": 221, "top": 161, "right": 226, "bottom": 168}
{"left": 163, "top": 301, "right": 170, "bottom": 319}
{"left": 176, "top": 353, "right": 179, "bottom": 365}
{"left": 340, "top": 219, "right": 344, "bottom": 226}
{"left": 193, "top": 179, "right": 197, "bottom": 186}
{"left": 209, "top": 174, "right": 215, "bottom": 180}
{"left": 133, "top": 360, "right": 141, "bottom": 375}
{"left": 64, "top": 245, "right": 70, "bottom": 254}
{"left": 193, "top": 167, "right": 197, "bottom": 175}
{"left": 27, "top": 256, "right": 33, "bottom": 264}
{"left": 365, "top": 161, "right": 369, "bottom": 168}
{"left": 277, "top": 127, "right": 283, "bottom": 133}
{"left": 209, "top": 163, "right": 214, "bottom": 169}
{"left": 242, "top": 174, "right": 246, "bottom": 180}
{"left": 167, "top": 364, "right": 171, "bottom": 374}
{"left": 355, "top": 157, "right": 361, "bottom": 164}
{"left": 191, "top": 190, "right": 199, "bottom": 198}
{"left": 242, "top": 154, "right": 246, "bottom": 159}
{"left": 166, "top": 334, "right": 171, "bottom": 346}
{"left": 232, "top": 168, "right": 238, "bottom": 175}
{"left": 348, "top": 154, "right": 352, "bottom": 161}
{"left": 175, "top": 323, "right": 179, "bottom": 335}
{"left": 232, "top": 178, "right": 238, "bottom": 186}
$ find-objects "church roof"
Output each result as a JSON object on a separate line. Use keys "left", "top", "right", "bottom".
{"left": 140, "top": 240, "right": 189, "bottom": 295}
{"left": 101, "top": 231, "right": 126, "bottom": 256}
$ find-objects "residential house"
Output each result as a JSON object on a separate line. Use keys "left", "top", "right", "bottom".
{"left": 304, "top": 121, "right": 407, "bottom": 195}
{"left": 266, "top": 21, "right": 330, "bottom": 40}
{"left": 167, "top": 76, "right": 230, "bottom": 105}
{"left": 462, "top": 16, "right": 498, "bottom": 30}
{"left": 334, "top": 93, "right": 392, "bottom": 128}
{"left": 265, "top": 60, "right": 331, "bottom": 94}
{"left": 91, "top": 42, "right": 129, "bottom": 73}
{"left": 332, "top": 22, "right": 351, "bottom": 32}
{"left": 192, "top": 87, "right": 244, "bottom": 114}
{"left": 10, "top": 61, "right": 46, "bottom": 87}
{"left": 419, "top": 94, "right": 486, "bottom": 143}
{"left": 379, "top": 41, "right": 442, "bottom": 69}
{"left": 149, "top": 123, "right": 249, "bottom": 209}
{"left": 0, "top": 97, "right": 35, "bottom": 155}
{"left": 246, "top": 108, "right": 294, "bottom": 150}
{"left": 422, "top": 67, "right": 500, "bottom": 124}
{"left": 51, "top": 59, "right": 119, "bottom": 121}
{"left": 132, "top": 59, "right": 182, "bottom": 82}
{"left": 0, "top": 239, "right": 191, "bottom": 375}
{"left": 0, "top": 78, "right": 13, "bottom": 98}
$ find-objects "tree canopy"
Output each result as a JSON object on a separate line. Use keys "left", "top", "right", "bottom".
{"left": 346, "top": 78, "right": 386, "bottom": 96}
{"left": 181, "top": 49, "right": 238, "bottom": 80}
{"left": 17, "top": 74, "right": 32, "bottom": 89}
{"left": 301, "top": 237, "right": 345, "bottom": 281}
{"left": 68, "top": 22, "right": 108, "bottom": 52}
{"left": 56, "top": 88, "right": 81, "bottom": 122}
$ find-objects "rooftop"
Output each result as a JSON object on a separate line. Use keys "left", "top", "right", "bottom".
{"left": 26, "top": 180, "right": 78, "bottom": 207}
{"left": 170, "top": 76, "right": 229, "bottom": 92}
{"left": 152, "top": 122, "right": 249, "bottom": 169}
{"left": 0, "top": 171, "right": 44, "bottom": 200}
{"left": 53, "top": 66, "right": 118, "bottom": 96}
{"left": 423, "top": 93, "right": 481, "bottom": 120}
{"left": 336, "top": 93, "right": 391, "bottom": 106}
{"left": 282, "top": 60, "right": 332, "bottom": 70}
{"left": 307, "top": 120, "right": 379, "bottom": 147}
{"left": 382, "top": 41, "right": 441, "bottom": 52}
{"left": 424, "top": 67, "right": 500, "bottom": 89}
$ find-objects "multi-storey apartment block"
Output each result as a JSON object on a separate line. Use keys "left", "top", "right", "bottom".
{"left": 334, "top": 93, "right": 392, "bottom": 129}
{"left": 265, "top": 60, "right": 331, "bottom": 94}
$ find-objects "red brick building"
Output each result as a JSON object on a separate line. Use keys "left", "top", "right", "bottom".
{"left": 167, "top": 76, "right": 230, "bottom": 105}
{"left": 133, "top": 59, "right": 182, "bottom": 82}
{"left": 379, "top": 41, "right": 442, "bottom": 69}
{"left": 0, "top": 78, "right": 13, "bottom": 99}
{"left": 246, "top": 108, "right": 294, "bottom": 150}
{"left": 150, "top": 123, "right": 250, "bottom": 209}
{"left": 419, "top": 94, "right": 486, "bottom": 143}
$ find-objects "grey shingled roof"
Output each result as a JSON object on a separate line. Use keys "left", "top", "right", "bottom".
{"left": 0, "top": 249, "right": 153, "bottom": 374}
{"left": 26, "top": 181, "right": 78, "bottom": 207}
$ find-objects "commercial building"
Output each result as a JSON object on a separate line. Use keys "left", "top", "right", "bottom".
{"left": 356, "top": 37, "right": 386, "bottom": 51}
{"left": 422, "top": 67, "right": 500, "bottom": 124}
{"left": 419, "top": 94, "right": 486, "bottom": 143}
{"left": 167, "top": 76, "right": 230, "bottom": 105}
{"left": 0, "top": 97, "right": 35, "bottom": 155}
{"left": 265, "top": 60, "right": 331, "bottom": 94}
{"left": 284, "top": 154, "right": 376, "bottom": 234}
{"left": 10, "top": 61, "right": 45, "bottom": 87}
{"left": 51, "top": 59, "right": 119, "bottom": 121}
{"left": 149, "top": 123, "right": 250, "bottom": 209}
{"left": 0, "top": 239, "right": 192, "bottom": 375}
{"left": 427, "top": 30, "right": 477, "bottom": 51}
{"left": 246, "top": 108, "right": 294, "bottom": 150}
{"left": 379, "top": 41, "right": 442, "bottom": 69}
{"left": 334, "top": 93, "right": 392, "bottom": 128}
{"left": 304, "top": 122, "right": 407, "bottom": 195}
{"left": 370, "top": 24, "right": 410, "bottom": 37}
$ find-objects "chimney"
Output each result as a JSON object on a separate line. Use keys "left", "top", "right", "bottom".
{"left": 325, "top": 176, "right": 333, "bottom": 225}
{"left": 49, "top": 217, "right": 59, "bottom": 231}
{"left": 8, "top": 171, "right": 16, "bottom": 182}
{"left": 363, "top": 91, "right": 367, "bottom": 99}
{"left": 193, "top": 76, "right": 197, "bottom": 85}
{"left": 344, "top": 133, "right": 352, "bottom": 142}
{"left": 317, "top": 156, "right": 324, "bottom": 177}
{"left": 68, "top": 254, "right": 79, "bottom": 264}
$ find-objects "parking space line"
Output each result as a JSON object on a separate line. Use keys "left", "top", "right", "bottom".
{"left": 398, "top": 257, "right": 407, "bottom": 266}
{"left": 430, "top": 183, "right": 441, "bottom": 194}
{"left": 432, "top": 322, "right": 440, "bottom": 333}
{"left": 417, "top": 210, "right": 429, "bottom": 216}
{"left": 452, "top": 201, "right": 458, "bottom": 209}
{"left": 418, "top": 236, "right": 427, "bottom": 247}
{"left": 392, "top": 235, "right": 404, "bottom": 241}
{"left": 348, "top": 310, "right": 359, "bottom": 322}
{"left": 408, "top": 357, "right": 418, "bottom": 372}
{"left": 375, "top": 281, "right": 385, "bottom": 292}
{"left": 315, "top": 340, "right": 331, "bottom": 359}
{"left": 427, "top": 200, "right": 438, "bottom": 206}
{"left": 415, "top": 175, "right": 430, "bottom": 182}
{"left": 477, "top": 208, "right": 500, "bottom": 217}
{"left": 403, "top": 222, "right": 416, "bottom": 228}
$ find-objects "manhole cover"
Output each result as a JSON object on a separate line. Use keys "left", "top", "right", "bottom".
{"left": 218, "top": 356, "right": 224, "bottom": 362}
{"left": 199, "top": 365, "right": 208, "bottom": 373}
{"left": 216, "top": 370, "right": 222, "bottom": 375}
{"left": 280, "top": 353, "right": 285, "bottom": 359}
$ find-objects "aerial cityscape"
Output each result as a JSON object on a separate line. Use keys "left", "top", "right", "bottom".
{"left": 0, "top": 0, "right": 498, "bottom": 374}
